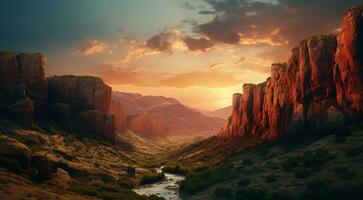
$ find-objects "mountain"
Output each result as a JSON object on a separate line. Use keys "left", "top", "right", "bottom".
{"left": 220, "top": 4, "right": 363, "bottom": 142}
{"left": 112, "top": 92, "right": 226, "bottom": 138}
{"left": 199, "top": 106, "right": 233, "bottom": 120}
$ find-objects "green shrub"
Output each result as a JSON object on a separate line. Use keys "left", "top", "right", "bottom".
{"left": 0, "top": 157, "right": 21, "bottom": 173}
{"left": 117, "top": 176, "right": 136, "bottom": 189}
{"left": 235, "top": 188, "right": 267, "bottom": 200}
{"left": 140, "top": 172, "right": 165, "bottom": 185}
{"left": 238, "top": 177, "right": 251, "bottom": 187}
{"left": 281, "top": 156, "right": 300, "bottom": 171}
{"left": 345, "top": 146, "right": 362, "bottom": 157}
{"left": 302, "top": 182, "right": 363, "bottom": 200}
{"left": 180, "top": 167, "right": 237, "bottom": 195}
{"left": 71, "top": 180, "right": 145, "bottom": 200}
{"left": 243, "top": 158, "right": 254, "bottom": 166}
{"left": 214, "top": 187, "right": 233, "bottom": 198}
{"left": 334, "top": 167, "right": 356, "bottom": 180}
{"left": 335, "top": 134, "right": 346, "bottom": 143}
{"left": 294, "top": 168, "right": 312, "bottom": 178}
{"left": 264, "top": 175, "right": 277, "bottom": 183}
{"left": 264, "top": 161, "right": 279, "bottom": 169}
{"left": 301, "top": 148, "right": 334, "bottom": 169}
{"left": 162, "top": 164, "right": 189, "bottom": 175}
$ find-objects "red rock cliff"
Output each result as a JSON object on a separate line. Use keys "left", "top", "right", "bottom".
{"left": 220, "top": 6, "right": 363, "bottom": 140}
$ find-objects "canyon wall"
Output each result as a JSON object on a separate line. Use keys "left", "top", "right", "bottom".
{"left": 0, "top": 54, "right": 126, "bottom": 143}
{"left": 220, "top": 5, "right": 363, "bottom": 140}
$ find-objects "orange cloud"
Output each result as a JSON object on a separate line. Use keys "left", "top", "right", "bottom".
{"left": 72, "top": 39, "right": 109, "bottom": 56}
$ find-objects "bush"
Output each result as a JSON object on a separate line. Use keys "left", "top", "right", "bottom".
{"left": 334, "top": 167, "right": 356, "bottom": 180}
{"left": 294, "top": 168, "right": 311, "bottom": 178}
{"left": 238, "top": 178, "right": 251, "bottom": 187}
{"left": 140, "top": 172, "right": 165, "bottom": 185}
{"left": 117, "top": 176, "right": 136, "bottom": 189}
{"left": 264, "top": 175, "right": 277, "bottom": 183}
{"left": 281, "top": 156, "right": 300, "bottom": 171}
{"left": 335, "top": 134, "right": 346, "bottom": 143}
{"left": 345, "top": 146, "right": 362, "bottom": 157}
{"left": 302, "top": 182, "right": 363, "bottom": 200}
{"left": 180, "top": 167, "right": 237, "bottom": 195}
{"left": 71, "top": 180, "right": 146, "bottom": 200}
{"left": 243, "top": 158, "right": 254, "bottom": 166}
{"left": 214, "top": 187, "right": 233, "bottom": 198}
{"left": 0, "top": 157, "right": 22, "bottom": 173}
{"left": 301, "top": 148, "right": 334, "bottom": 169}
{"left": 162, "top": 164, "right": 189, "bottom": 175}
{"left": 235, "top": 188, "right": 267, "bottom": 200}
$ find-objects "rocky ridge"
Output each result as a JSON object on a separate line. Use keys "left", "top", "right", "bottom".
{"left": 220, "top": 5, "right": 363, "bottom": 141}
{"left": 0, "top": 53, "right": 126, "bottom": 143}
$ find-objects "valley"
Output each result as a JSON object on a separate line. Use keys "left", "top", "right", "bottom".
{"left": 1, "top": 2, "right": 363, "bottom": 200}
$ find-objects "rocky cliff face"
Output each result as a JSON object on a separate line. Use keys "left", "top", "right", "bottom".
{"left": 220, "top": 6, "right": 363, "bottom": 141}
{"left": 47, "top": 75, "right": 116, "bottom": 142}
{"left": 108, "top": 98, "right": 127, "bottom": 131}
{"left": 0, "top": 52, "right": 48, "bottom": 126}
{"left": 0, "top": 55, "right": 117, "bottom": 142}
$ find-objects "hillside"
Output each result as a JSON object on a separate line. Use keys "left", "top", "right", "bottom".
{"left": 180, "top": 124, "right": 363, "bottom": 200}
{"left": 112, "top": 92, "right": 226, "bottom": 138}
{"left": 199, "top": 106, "right": 233, "bottom": 120}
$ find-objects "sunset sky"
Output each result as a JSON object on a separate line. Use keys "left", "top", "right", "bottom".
{"left": 1, "top": 0, "right": 361, "bottom": 110}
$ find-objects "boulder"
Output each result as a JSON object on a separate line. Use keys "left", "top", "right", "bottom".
{"left": 6, "top": 97, "right": 34, "bottom": 126}
{"left": 32, "top": 153, "right": 58, "bottom": 180}
{"left": 0, "top": 135, "right": 32, "bottom": 168}
{"left": 45, "top": 168, "right": 72, "bottom": 189}
{"left": 13, "top": 130, "right": 50, "bottom": 146}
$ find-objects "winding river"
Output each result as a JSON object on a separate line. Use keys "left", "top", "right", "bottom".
{"left": 134, "top": 167, "right": 185, "bottom": 200}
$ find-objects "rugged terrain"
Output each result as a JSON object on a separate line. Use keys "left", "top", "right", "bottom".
{"left": 175, "top": 4, "right": 363, "bottom": 200}
{"left": 112, "top": 91, "right": 225, "bottom": 138}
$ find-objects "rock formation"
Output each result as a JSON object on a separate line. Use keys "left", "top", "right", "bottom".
{"left": 220, "top": 5, "right": 363, "bottom": 141}
{"left": 108, "top": 98, "right": 127, "bottom": 131}
{"left": 0, "top": 53, "right": 48, "bottom": 126}
{"left": 48, "top": 75, "right": 115, "bottom": 142}
{"left": 0, "top": 53, "right": 118, "bottom": 143}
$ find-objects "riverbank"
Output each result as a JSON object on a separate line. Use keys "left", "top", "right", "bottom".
{"left": 134, "top": 167, "right": 185, "bottom": 200}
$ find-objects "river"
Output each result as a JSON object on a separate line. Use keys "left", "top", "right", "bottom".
{"left": 134, "top": 167, "right": 185, "bottom": 200}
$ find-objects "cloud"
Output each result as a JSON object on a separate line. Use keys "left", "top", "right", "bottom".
{"left": 146, "top": 29, "right": 185, "bottom": 52}
{"left": 72, "top": 39, "right": 109, "bottom": 56}
{"left": 119, "top": 29, "right": 188, "bottom": 64}
{"left": 193, "top": 0, "right": 361, "bottom": 48}
{"left": 159, "top": 71, "right": 241, "bottom": 88}
{"left": 183, "top": 36, "right": 215, "bottom": 51}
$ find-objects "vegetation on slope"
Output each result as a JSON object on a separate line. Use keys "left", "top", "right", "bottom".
{"left": 180, "top": 123, "right": 363, "bottom": 200}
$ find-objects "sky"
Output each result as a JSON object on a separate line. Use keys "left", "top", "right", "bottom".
{"left": 1, "top": 0, "right": 362, "bottom": 110}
